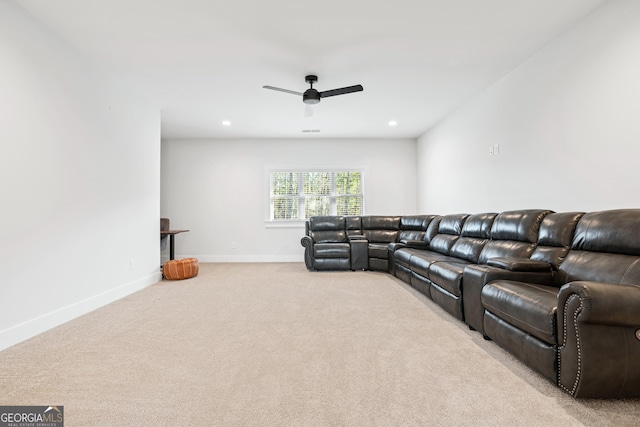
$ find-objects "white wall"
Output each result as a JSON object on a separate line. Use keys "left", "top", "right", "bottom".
{"left": 417, "top": 0, "right": 640, "bottom": 214}
{"left": 161, "top": 138, "right": 417, "bottom": 262}
{"left": 0, "top": 1, "right": 161, "bottom": 350}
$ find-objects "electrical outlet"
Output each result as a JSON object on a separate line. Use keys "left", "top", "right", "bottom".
{"left": 494, "top": 144, "right": 500, "bottom": 156}
{"left": 489, "top": 145, "right": 494, "bottom": 156}
{"left": 231, "top": 242, "right": 237, "bottom": 249}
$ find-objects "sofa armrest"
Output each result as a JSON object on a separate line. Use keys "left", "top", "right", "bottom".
{"left": 557, "top": 281, "right": 640, "bottom": 398}
{"left": 300, "top": 236, "right": 314, "bottom": 270}
{"left": 559, "top": 281, "right": 640, "bottom": 327}
{"left": 349, "top": 234, "right": 368, "bottom": 241}
{"left": 398, "top": 239, "right": 429, "bottom": 249}
{"left": 486, "top": 257, "right": 552, "bottom": 272}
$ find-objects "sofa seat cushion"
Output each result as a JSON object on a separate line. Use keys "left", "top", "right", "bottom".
{"left": 409, "top": 251, "right": 463, "bottom": 277}
{"left": 314, "top": 243, "right": 350, "bottom": 259}
{"left": 428, "top": 261, "right": 470, "bottom": 297}
{"left": 393, "top": 248, "right": 424, "bottom": 266}
{"left": 482, "top": 281, "right": 559, "bottom": 345}
{"left": 368, "top": 243, "right": 389, "bottom": 259}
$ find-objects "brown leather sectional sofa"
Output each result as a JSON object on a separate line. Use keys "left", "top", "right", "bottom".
{"left": 300, "top": 209, "right": 640, "bottom": 399}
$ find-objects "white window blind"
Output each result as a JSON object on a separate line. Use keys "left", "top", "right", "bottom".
{"left": 269, "top": 170, "right": 364, "bottom": 221}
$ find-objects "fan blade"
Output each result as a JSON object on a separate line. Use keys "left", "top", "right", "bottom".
{"left": 263, "top": 85, "right": 303, "bottom": 96}
{"left": 319, "top": 84, "right": 363, "bottom": 98}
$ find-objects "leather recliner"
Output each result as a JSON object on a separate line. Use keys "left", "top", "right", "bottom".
{"left": 481, "top": 210, "right": 640, "bottom": 398}
{"left": 301, "top": 216, "right": 351, "bottom": 271}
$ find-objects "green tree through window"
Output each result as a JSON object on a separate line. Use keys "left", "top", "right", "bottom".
{"left": 270, "top": 170, "right": 364, "bottom": 220}
{"left": 335, "top": 171, "right": 362, "bottom": 216}
{"left": 271, "top": 172, "right": 298, "bottom": 220}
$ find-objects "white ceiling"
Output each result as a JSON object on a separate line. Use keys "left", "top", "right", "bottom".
{"left": 16, "top": 0, "right": 608, "bottom": 139}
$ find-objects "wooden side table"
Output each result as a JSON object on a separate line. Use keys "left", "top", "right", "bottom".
{"left": 160, "top": 230, "right": 189, "bottom": 260}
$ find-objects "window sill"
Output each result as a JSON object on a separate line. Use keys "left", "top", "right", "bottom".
{"left": 264, "top": 220, "right": 306, "bottom": 228}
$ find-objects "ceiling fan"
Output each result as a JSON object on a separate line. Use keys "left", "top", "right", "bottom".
{"left": 263, "top": 75, "right": 363, "bottom": 113}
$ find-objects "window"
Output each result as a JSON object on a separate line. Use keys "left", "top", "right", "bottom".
{"left": 269, "top": 169, "right": 364, "bottom": 221}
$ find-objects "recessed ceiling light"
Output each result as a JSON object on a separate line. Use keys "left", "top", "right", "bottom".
{"left": 388, "top": 120, "right": 398, "bottom": 127}
{"left": 222, "top": 120, "right": 231, "bottom": 126}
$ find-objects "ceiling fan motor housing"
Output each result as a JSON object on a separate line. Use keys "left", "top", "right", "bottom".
{"left": 303, "top": 75, "right": 320, "bottom": 104}
{"left": 303, "top": 89, "right": 320, "bottom": 104}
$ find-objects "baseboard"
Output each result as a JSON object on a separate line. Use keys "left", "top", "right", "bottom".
{"left": 0, "top": 271, "right": 162, "bottom": 352}
{"left": 161, "top": 255, "right": 302, "bottom": 263}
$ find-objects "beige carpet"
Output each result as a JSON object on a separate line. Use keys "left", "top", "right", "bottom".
{"left": 0, "top": 263, "right": 638, "bottom": 426}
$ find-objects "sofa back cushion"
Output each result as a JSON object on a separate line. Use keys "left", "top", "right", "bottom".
{"left": 489, "top": 209, "right": 552, "bottom": 242}
{"left": 557, "top": 251, "right": 640, "bottom": 285}
{"left": 309, "top": 216, "right": 347, "bottom": 243}
{"left": 478, "top": 210, "right": 552, "bottom": 264}
{"left": 362, "top": 216, "right": 401, "bottom": 243}
{"left": 398, "top": 215, "right": 438, "bottom": 242}
{"left": 557, "top": 209, "right": 640, "bottom": 285}
{"left": 450, "top": 213, "right": 497, "bottom": 263}
{"left": 461, "top": 212, "right": 497, "bottom": 238}
{"left": 530, "top": 212, "right": 584, "bottom": 269}
{"left": 429, "top": 214, "right": 469, "bottom": 255}
{"left": 346, "top": 216, "right": 362, "bottom": 236}
{"left": 571, "top": 209, "right": 640, "bottom": 256}
{"left": 423, "top": 216, "right": 442, "bottom": 244}
{"left": 479, "top": 241, "right": 537, "bottom": 263}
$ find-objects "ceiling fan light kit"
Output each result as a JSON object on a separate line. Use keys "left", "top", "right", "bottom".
{"left": 263, "top": 75, "right": 363, "bottom": 106}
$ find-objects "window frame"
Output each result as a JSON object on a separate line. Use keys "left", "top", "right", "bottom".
{"left": 265, "top": 166, "right": 366, "bottom": 227}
